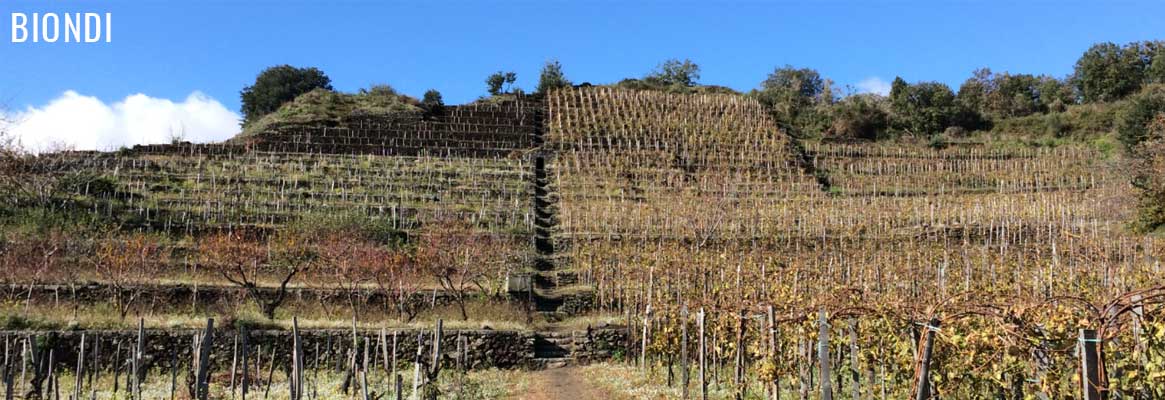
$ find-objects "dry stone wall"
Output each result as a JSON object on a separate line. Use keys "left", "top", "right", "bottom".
{"left": 0, "top": 327, "right": 628, "bottom": 373}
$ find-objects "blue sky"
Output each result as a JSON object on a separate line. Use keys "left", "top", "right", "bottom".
{"left": 1, "top": 0, "right": 1163, "bottom": 149}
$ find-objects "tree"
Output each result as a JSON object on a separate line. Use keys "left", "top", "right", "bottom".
{"left": 0, "top": 230, "right": 65, "bottom": 315}
{"left": 761, "top": 66, "right": 824, "bottom": 101}
{"left": 372, "top": 245, "right": 422, "bottom": 322}
{"left": 755, "top": 66, "right": 830, "bottom": 135}
{"left": 889, "top": 79, "right": 962, "bottom": 137}
{"left": 1149, "top": 52, "right": 1165, "bottom": 84}
{"left": 198, "top": 232, "right": 311, "bottom": 319}
{"left": 958, "top": 68, "right": 1067, "bottom": 118}
{"left": 1118, "top": 84, "right": 1165, "bottom": 149}
{"left": 829, "top": 94, "right": 890, "bottom": 140}
{"left": 240, "top": 65, "right": 332, "bottom": 126}
{"left": 536, "top": 59, "right": 572, "bottom": 95}
{"left": 956, "top": 68, "right": 993, "bottom": 114}
{"left": 486, "top": 71, "right": 518, "bottom": 96}
{"left": 315, "top": 231, "right": 385, "bottom": 320}
{"left": 1074, "top": 42, "right": 1145, "bottom": 103}
{"left": 1129, "top": 114, "right": 1165, "bottom": 232}
{"left": 91, "top": 233, "right": 170, "bottom": 320}
{"left": 421, "top": 89, "right": 444, "bottom": 114}
{"left": 645, "top": 59, "right": 701, "bottom": 87}
{"left": 1036, "top": 76, "right": 1076, "bottom": 112}
{"left": 0, "top": 104, "right": 16, "bottom": 155}
{"left": 991, "top": 73, "right": 1041, "bottom": 117}
{"left": 415, "top": 218, "right": 512, "bottom": 321}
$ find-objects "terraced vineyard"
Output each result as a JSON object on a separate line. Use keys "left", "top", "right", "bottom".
{"left": 244, "top": 100, "right": 541, "bottom": 157}
{"left": 3, "top": 87, "right": 1162, "bottom": 399}
{"left": 809, "top": 143, "right": 1113, "bottom": 196}
{"left": 45, "top": 150, "right": 533, "bottom": 234}
{"left": 30, "top": 100, "right": 542, "bottom": 235}
{"left": 544, "top": 87, "right": 1165, "bottom": 399}
{"left": 547, "top": 87, "right": 822, "bottom": 241}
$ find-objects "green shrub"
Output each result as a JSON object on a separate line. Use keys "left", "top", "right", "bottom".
{"left": 988, "top": 101, "right": 1124, "bottom": 141}
{"left": 238, "top": 87, "right": 422, "bottom": 137}
{"left": 240, "top": 65, "right": 333, "bottom": 126}
{"left": 486, "top": 71, "right": 517, "bottom": 96}
{"left": 644, "top": 58, "right": 700, "bottom": 87}
{"left": 1117, "top": 84, "right": 1165, "bottom": 149}
{"left": 827, "top": 94, "right": 889, "bottom": 140}
{"left": 1130, "top": 115, "right": 1165, "bottom": 233}
{"left": 422, "top": 89, "right": 445, "bottom": 114}
{"left": 536, "top": 59, "right": 571, "bottom": 95}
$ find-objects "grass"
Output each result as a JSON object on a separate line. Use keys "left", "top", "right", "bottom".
{"left": 0, "top": 299, "right": 533, "bottom": 332}
{"left": 238, "top": 87, "right": 423, "bottom": 139}
{"left": 579, "top": 362, "right": 771, "bottom": 399}
{"left": 24, "top": 365, "right": 529, "bottom": 400}
{"left": 536, "top": 313, "right": 625, "bottom": 331}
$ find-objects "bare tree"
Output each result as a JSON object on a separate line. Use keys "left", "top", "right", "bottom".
{"left": 1, "top": 110, "right": 101, "bottom": 214}
{"left": 371, "top": 244, "right": 423, "bottom": 322}
{"left": 198, "top": 232, "right": 310, "bottom": 319}
{"left": 91, "top": 233, "right": 170, "bottom": 320}
{"left": 315, "top": 231, "right": 385, "bottom": 320}
{"left": 415, "top": 218, "right": 513, "bottom": 321}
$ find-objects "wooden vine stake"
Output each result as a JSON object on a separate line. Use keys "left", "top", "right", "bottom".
{"left": 169, "top": 340, "right": 178, "bottom": 400}
{"left": 240, "top": 327, "right": 250, "bottom": 400}
{"left": 818, "top": 309, "right": 832, "bottom": 400}
{"left": 411, "top": 332, "right": 424, "bottom": 400}
{"left": 73, "top": 333, "right": 85, "bottom": 400}
{"left": 734, "top": 309, "right": 745, "bottom": 400}
{"left": 133, "top": 319, "right": 144, "bottom": 400}
{"left": 1078, "top": 329, "right": 1107, "bottom": 400}
{"left": 642, "top": 304, "right": 652, "bottom": 369}
{"left": 195, "top": 318, "right": 215, "bottom": 400}
{"left": 230, "top": 333, "right": 238, "bottom": 400}
{"left": 359, "top": 370, "right": 370, "bottom": 400}
{"left": 914, "top": 318, "right": 940, "bottom": 400}
{"left": 698, "top": 308, "right": 707, "bottom": 400}
{"left": 767, "top": 306, "right": 778, "bottom": 400}
{"left": 292, "top": 317, "right": 305, "bottom": 400}
{"left": 848, "top": 319, "right": 859, "bottom": 400}
{"left": 681, "top": 305, "right": 690, "bottom": 400}
{"left": 430, "top": 319, "right": 443, "bottom": 383}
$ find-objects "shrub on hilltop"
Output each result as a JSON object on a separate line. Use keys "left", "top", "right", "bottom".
{"left": 612, "top": 58, "right": 740, "bottom": 96}
{"left": 237, "top": 85, "right": 422, "bottom": 138}
{"left": 536, "top": 59, "right": 572, "bottom": 95}
{"left": 240, "top": 65, "right": 333, "bottom": 127}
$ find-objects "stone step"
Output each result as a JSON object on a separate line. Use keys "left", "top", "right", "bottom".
{"left": 532, "top": 358, "right": 571, "bottom": 369}
{"left": 537, "top": 311, "right": 565, "bottom": 323}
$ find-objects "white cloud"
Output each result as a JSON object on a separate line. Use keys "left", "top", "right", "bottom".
{"left": 856, "top": 77, "right": 892, "bottom": 96}
{"left": 2, "top": 91, "right": 239, "bottom": 153}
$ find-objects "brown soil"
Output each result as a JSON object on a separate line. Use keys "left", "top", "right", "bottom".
{"left": 517, "top": 367, "right": 607, "bottom": 400}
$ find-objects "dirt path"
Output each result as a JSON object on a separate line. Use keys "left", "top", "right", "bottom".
{"left": 517, "top": 367, "right": 607, "bottom": 400}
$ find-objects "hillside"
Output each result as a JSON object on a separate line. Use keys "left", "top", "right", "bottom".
{"left": 2, "top": 86, "right": 1163, "bottom": 398}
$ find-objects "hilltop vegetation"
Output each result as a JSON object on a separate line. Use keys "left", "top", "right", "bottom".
{"left": 238, "top": 86, "right": 424, "bottom": 138}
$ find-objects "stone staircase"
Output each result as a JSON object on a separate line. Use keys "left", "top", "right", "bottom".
{"left": 531, "top": 151, "right": 567, "bottom": 321}
{"left": 532, "top": 331, "right": 575, "bottom": 368}
{"left": 524, "top": 99, "right": 606, "bottom": 369}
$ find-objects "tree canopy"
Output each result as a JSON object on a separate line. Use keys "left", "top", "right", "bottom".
{"left": 1118, "top": 84, "right": 1165, "bottom": 149}
{"left": 486, "top": 71, "right": 518, "bottom": 96}
{"left": 645, "top": 59, "right": 701, "bottom": 87}
{"left": 889, "top": 79, "right": 963, "bottom": 137}
{"left": 536, "top": 59, "right": 572, "bottom": 95}
{"left": 240, "top": 65, "right": 333, "bottom": 127}
{"left": 1073, "top": 41, "right": 1165, "bottom": 103}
